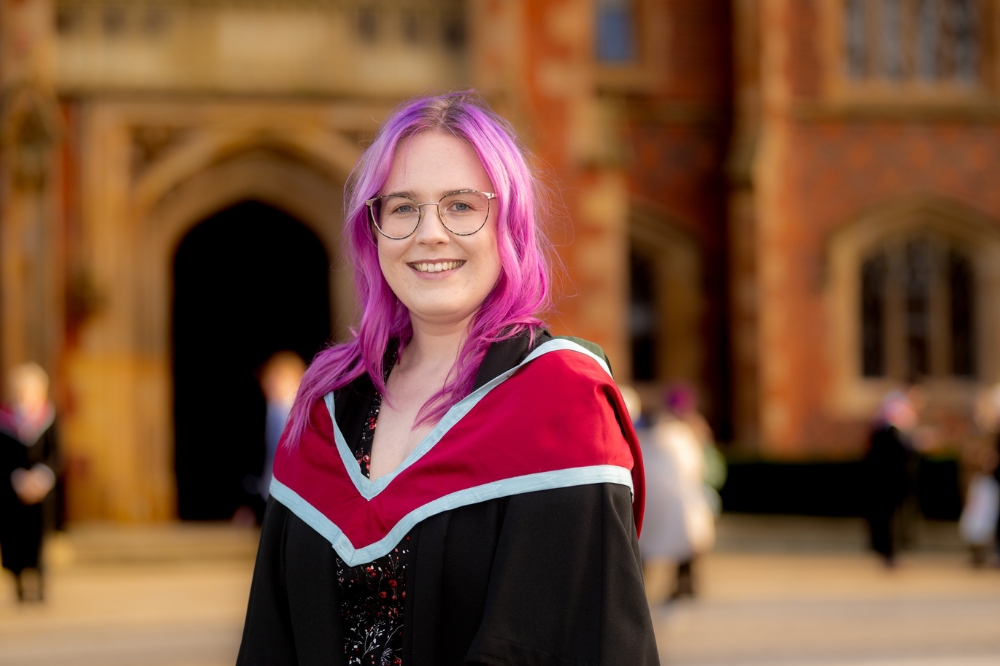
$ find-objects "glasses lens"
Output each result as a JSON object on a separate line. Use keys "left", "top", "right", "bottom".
{"left": 440, "top": 192, "right": 490, "bottom": 234}
{"left": 373, "top": 196, "right": 420, "bottom": 238}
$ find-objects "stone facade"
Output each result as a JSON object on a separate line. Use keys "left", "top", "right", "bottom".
{"left": 1, "top": 0, "right": 998, "bottom": 520}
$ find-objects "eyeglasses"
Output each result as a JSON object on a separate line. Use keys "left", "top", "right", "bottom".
{"left": 366, "top": 190, "right": 496, "bottom": 240}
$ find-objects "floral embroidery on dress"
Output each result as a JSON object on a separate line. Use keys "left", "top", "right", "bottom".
{"left": 338, "top": 355, "right": 410, "bottom": 666}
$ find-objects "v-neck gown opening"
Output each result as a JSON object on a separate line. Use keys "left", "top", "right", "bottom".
{"left": 336, "top": 365, "right": 412, "bottom": 666}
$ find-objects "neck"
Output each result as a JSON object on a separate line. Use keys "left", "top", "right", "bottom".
{"left": 400, "top": 314, "right": 473, "bottom": 376}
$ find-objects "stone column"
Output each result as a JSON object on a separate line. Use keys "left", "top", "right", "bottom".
{"left": 727, "top": 0, "right": 763, "bottom": 450}
{"left": 0, "top": 0, "right": 61, "bottom": 387}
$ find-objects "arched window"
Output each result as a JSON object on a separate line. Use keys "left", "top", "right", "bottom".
{"left": 627, "top": 206, "right": 704, "bottom": 393}
{"left": 859, "top": 234, "right": 975, "bottom": 381}
{"left": 827, "top": 198, "right": 1000, "bottom": 419}
{"left": 629, "top": 248, "right": 658, "bottom": 381}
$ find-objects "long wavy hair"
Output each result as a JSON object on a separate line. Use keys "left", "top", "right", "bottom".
{"left": 284, "top": 91, "right": 552, "bottom": 445}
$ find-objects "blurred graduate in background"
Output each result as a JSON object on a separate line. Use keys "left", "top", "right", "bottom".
{"left": 864, "top": 391, "right": 918, "bottom": 568}
{"left": 258, "top": 352, "right": 305, "bottom": 503}
{"left": 0, "top": 363, "right": 60, "bottom": 602}
{"left": 637, "top": 383, "right": 720, "bottom": 602}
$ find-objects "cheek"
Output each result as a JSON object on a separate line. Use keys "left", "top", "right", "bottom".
{"left": 376, "top": 240, "right": 400, "bottom": 275}
{"left": 482, "top": 231, "right": 503, "bottom": 282}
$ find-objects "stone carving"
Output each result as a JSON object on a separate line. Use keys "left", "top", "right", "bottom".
{"left": 0, "top": 83, "right": 61, "bottom": 191}
{"left": 131, "top": 125, "right": 191, "bottom": 179}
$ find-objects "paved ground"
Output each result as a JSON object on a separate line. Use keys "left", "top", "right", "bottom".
{"left": 0, "top": 518, "right": 997, "bottom": 666}
{"left": 655, "top": 552, "right": 1000, "bottom": 666}
{"left": 0, "top": 525, "right": 258, "bottom": 666}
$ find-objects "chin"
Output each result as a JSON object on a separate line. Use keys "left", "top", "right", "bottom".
{"left": 406, "top": 301, "right": 480, "bottom": 326}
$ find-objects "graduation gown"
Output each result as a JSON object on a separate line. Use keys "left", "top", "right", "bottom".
{"left": 238, "top": 333, "right": 659, "bottom": 665}
{"left": 864, "top": 424, "right": 914, "bottom": 558}
{"left": 0, "top": 405, "right": 59, "bottom": 574}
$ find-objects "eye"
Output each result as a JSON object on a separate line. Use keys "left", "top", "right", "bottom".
{"left": 390, "top": 203, "right": 416, "bottom": 215}
{"left": 444, "top": 197, "right": 479, "bottom": 214}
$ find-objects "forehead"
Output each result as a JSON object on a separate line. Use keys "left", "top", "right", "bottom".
{"left": 383, "top": 130, "right": 492, "bottom": 195}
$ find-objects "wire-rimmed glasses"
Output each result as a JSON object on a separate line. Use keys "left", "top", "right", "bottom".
{"left": 366, "top": 190, "right": 496, "bottom": 240}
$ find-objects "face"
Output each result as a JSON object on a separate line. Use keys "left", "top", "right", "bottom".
{"left": 11, "top": 372, "right": 47, "bottom": 409}
{"left": 376, "top": 130, "right": 502, "bottom": 331}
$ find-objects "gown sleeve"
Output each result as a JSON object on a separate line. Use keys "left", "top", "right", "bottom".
{"left": 466, "top": 483, "right": 659, "bottom": 665}
{"left": 237, "top": 499, "right": 298, "bottom": 665}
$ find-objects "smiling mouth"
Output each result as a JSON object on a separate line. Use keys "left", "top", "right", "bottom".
{"left": 410, "top": 260, "right": 465, "bottom": 273}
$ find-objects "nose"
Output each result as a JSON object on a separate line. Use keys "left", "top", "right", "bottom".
{"left": 413, "top": 202, "right": 450, "bottom": 245}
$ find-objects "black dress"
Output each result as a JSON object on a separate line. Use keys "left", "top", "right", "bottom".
{"left": 338, "top": 368, "right": 412, "bottom": 666}
{"left": 0, "top": 407, "right": 59, "bottom": 576}
{"left": 237, "top": 332, "right": 659, "bottom": 666}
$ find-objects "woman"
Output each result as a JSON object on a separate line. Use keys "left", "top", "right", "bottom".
{"left": 237, "top": 92, "right": 658, "bottom": 665}
{"left": 864, "top": 391, "right": 918, "bottom": 567}
{"left": 639, "top": 385, "right": 715, "bottom": 601}
{"left": 0, "top": 363, "right": 59, "bottom": 602}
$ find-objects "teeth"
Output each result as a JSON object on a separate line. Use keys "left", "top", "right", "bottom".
{"left": 412, "top": 260, "right": 463, "bottom": 273}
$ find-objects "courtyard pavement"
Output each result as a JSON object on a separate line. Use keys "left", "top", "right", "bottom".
{"left": 0, "top": 517, "right": 997, "bottom": 666}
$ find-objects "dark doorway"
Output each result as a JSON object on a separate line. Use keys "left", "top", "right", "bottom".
{"left": 172, "top": 200, "right": 332, "bottom": 520}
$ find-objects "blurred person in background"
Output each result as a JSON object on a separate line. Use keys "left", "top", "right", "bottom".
{"left": 0, "top": 363, "right": 59, "bottom": 602}
{"left": 257, "top": 351, "right": 305, "bottom": 504}
{"left": 962, "top": 385, "right": 1000, "bottom": 566}
{"left": 237, "top": 92, "right": 657, "bottom": 665}
{"left": 237, "top": 351, "right": 307, "bottom": 526}
{"left": 864, "top": 391, "right": 918, "bottom": 568}
{"left": 639, "top": 383, "right": 716, "bottom": 601}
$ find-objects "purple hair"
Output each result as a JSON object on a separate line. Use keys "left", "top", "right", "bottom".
{"left": 284, "top": 91, "right": 552, "bottom": 446}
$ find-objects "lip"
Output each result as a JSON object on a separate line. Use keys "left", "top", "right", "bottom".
{"left": 408, "top": 259, "right": 466, "bottom": 277}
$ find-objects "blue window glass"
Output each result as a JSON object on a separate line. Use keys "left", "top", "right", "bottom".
{"left": 596, "top": 0, "right": 637, "bottom": 63}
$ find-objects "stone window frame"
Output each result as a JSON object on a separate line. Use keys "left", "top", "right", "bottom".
{"left": 627, "top": 204, "right": 705, "bottom": 397}
{"left": 826, "top": 197, "right": 1000, "bottom": 419}
{"left": 817, "top": 0, "right": 1000, "bottom": 107}
{"left": 594, "top": 0, "right": 668, "bottom": 93}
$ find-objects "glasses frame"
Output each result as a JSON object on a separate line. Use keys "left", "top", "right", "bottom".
{"left": 366, "top": 189, "right": 497, "bottom": 240}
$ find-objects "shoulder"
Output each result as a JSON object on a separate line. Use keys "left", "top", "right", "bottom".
{"left": 548, "top": 335, "right": 612, "bottom": 372}
{"left": 521, "top": 336, "right": 615, "bottom": 384}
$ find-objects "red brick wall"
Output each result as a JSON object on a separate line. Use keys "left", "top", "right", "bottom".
{"left": 770, "top": 119, "right": 1000, "bottom": 454}
{"left": 662, "top": 0, "right": 733, "bottom": 101}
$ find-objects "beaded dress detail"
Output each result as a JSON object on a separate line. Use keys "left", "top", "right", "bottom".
{"left": 337, "top": 360, "right": 411, "bottom": 666}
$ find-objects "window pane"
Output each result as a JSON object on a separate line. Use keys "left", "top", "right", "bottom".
{"left": 844, "top": 0, "right": 980, "bottom": 84}
{"left": 916, "top": 0, "right": 939, "bottom": 79}
{"left": 881, "top": 0, "right": 905, "bottom": 79}
{"left": 905, "top": 240, "right": 932, "bottom": 380}
{"left": 950, "top": 0, "right": 979, "bottom": 82}
{"left": 846, "top": 0, "right": 869, "bottom": 78}
{"left": 596, "top": 0, "right": 637, "bottom": 63}
{"left": 950, "top": 251, "right": 976, "bottom": 376}
{"left": 861, "top": 252, "right": 887, "bottom": 377}
{"left": 630, "top": 249, "right": 657, "bottom": 381}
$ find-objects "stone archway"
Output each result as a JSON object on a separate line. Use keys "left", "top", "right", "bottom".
{"left": 58, "top": 100, "right": 371, "bottom": 522}
{"left": 132, "top": 149, "right": 353, "bottom": 519}
{"left": 172, "top": 200, "right": 331, "bottom": 520}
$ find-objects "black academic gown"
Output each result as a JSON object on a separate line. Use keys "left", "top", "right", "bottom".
{"left": 864, "top": 423, "right": 913, "bottom": 559}
{"left": 237, "top": 333, "right": 659, "bottom": 666}
{"left": 0, "top": 412, "right": 59, "bottom": 574}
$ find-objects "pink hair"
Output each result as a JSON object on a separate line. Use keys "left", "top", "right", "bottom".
{"left": 284, "top": 91, "right": 552, "bottom": 446}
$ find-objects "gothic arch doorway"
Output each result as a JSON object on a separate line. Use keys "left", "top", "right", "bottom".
{"left": 172, "top": 200, "right": 332, "bottom": 520}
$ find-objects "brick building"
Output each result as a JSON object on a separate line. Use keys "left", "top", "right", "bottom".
{"left": 0, "top": 0, "right": 994, "bottom": 521}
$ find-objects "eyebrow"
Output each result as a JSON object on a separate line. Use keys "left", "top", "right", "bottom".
{"left": 381, "top": 189, "right": 478, "bottom": 199}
